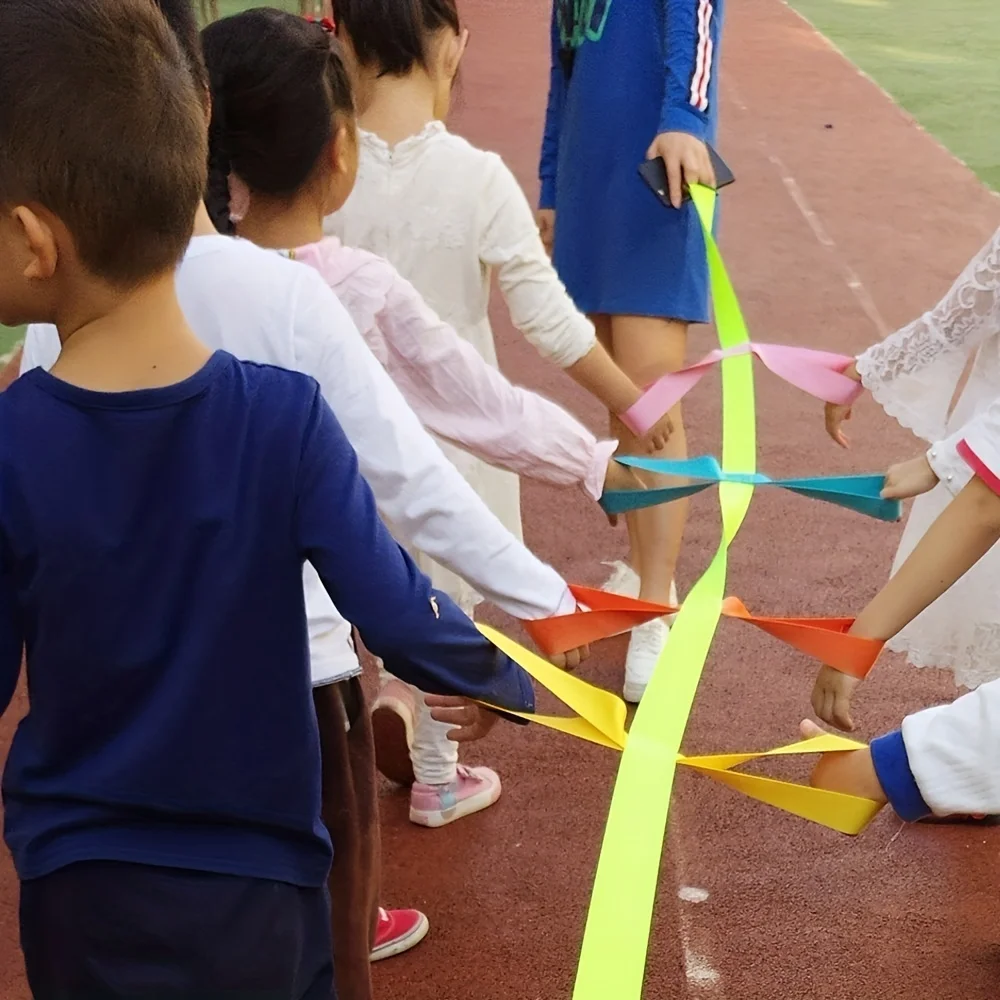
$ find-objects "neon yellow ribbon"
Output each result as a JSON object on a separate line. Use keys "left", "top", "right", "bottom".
{"left": 566, "top": 185, "right": 753, "bottom": 1000}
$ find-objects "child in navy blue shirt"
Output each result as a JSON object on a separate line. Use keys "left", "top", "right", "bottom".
{"left": 0, "top": 0, "right": 533, "bottom": 996}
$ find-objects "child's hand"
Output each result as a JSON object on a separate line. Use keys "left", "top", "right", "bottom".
{"left": 825, "top": 400, "right": 853, "bottom": 448}
{"left": 646, "top": 132, "right": 715, "bottom": 209}
{"left": 640, "top": 411, "right": 673, "bottom": 453}
{"left": 881, "top": 455, "right": 939, "bottom": 500}
{"left": 536, "top": 209, "right": 556, "bottom": 257}
{"left": 551, "top": 644, "right": 589, "bottom": 670}
{"left": 425, "top": 695, "right": 499, "bottom": 743}
{"left": 602, "top": 460, "right": 644, "bottom": 528}
{"left": 811, "top": 665, "right": 861, "bottom": 732}
{"left": 799, "top": 719, "right": 887, "bottom": 803}
{"left": 824, "top": 361, "right": 862, "bottom": 448}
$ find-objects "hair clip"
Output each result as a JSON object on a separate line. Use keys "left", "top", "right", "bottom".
{"left": 305, "top": 15, "right": 336, "bottom": 34}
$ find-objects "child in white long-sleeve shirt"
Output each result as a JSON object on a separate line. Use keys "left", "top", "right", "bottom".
{"left": 807, "top": 398, "right": 1000, "bottom": 821}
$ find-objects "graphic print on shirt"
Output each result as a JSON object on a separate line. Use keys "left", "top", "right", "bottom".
{"left": 557, "top": 0, "right": 612, "bottom": 50}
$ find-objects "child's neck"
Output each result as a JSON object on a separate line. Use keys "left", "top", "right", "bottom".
{"left": 236, "top": 195, "right": 326, "bottom": 253}
{"left": 358, "top": 70, "right": 439, "bottom": 147}
{"left": 51, "top": 272, "right": 211, "bottom": 392}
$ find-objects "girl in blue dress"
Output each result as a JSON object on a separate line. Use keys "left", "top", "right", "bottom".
{"left": 538, "top": 0, "right": 725, "bottom": 700}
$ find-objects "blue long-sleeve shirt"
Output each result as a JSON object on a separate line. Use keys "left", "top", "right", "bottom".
{"left": 0, "top": 352, "right": 534, "bottom": 886}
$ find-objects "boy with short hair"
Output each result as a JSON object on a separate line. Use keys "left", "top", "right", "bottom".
{"left": 0, "top": 0, "right": 533, "bottom": 995}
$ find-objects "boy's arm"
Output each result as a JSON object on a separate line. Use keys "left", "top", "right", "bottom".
{"left": 294, "top": 385, "right": 535, "bottom": 716}
{"left": 0, "top": 551, "right": 24, "bottom": 717}
{"left": 806, "top": 676, "right": 1000, "bottom": 821}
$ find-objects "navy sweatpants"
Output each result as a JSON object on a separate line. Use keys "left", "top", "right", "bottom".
{"left": 19, "top": 861, "right": 335, "bottom": 999}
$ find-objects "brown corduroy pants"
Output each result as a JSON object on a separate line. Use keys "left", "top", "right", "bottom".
{"left": 313, "top": 677, "right": 380, "bottom": 1000}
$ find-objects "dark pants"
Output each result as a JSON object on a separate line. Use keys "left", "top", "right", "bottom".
{"left": 314, "top": 677, "right": 380, "bottom": 1000}
{"left": 20, "top": 861, "right": 335, "bottom": 999}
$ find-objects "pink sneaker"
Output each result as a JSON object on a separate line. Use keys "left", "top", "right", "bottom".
{"left": 370, "top": 907, "right": 429, "bottom": 962}
{"left": 409, "top": 764, "right": 502, "bottom": 828}
{"left": 371, "top": 680, "right": 416, "bottom": 786}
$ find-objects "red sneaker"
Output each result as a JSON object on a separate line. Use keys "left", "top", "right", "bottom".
{"left": 370, "top": 907, "right": 429, "bottom": 962}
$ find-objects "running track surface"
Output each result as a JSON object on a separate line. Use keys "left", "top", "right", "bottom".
{"left": 1, "top": 1, "right": 999, "bottom": 997}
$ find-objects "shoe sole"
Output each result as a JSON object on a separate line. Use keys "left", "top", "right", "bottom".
{"left": 622, "top": 680, "right": 648, "bottom": 705}
{"left": 369, "top": 911, "right": 430, "bottom": 962}
{"left": 409, "top": 777, "right": 502, "bottom": 829}
{"left": 371, "top": 699, "right": 415, "bottom": 787}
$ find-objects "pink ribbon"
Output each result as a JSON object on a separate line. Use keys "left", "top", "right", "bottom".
{"left": 620, "top": 342, "right": 863, "bottom": 436}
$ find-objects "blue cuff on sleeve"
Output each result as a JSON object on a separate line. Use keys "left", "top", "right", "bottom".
{"left": 539, "top": 175, "right": 558, "bottom": 211}
{"left": 870, "top": 729, "right": 931, "bottom": 822}
{"left": 658, "top": 105, "right": 710, "bottom": 142}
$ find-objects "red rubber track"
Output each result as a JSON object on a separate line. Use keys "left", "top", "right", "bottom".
{"left": 3, "top": 1, "right": 1000, "bottom": 997}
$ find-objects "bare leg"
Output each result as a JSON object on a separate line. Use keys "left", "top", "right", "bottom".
{"left": 595, "top": 314, "right": 689, "bottom": 699}
{"left": 597, "top": 314, "right": 688, "bottom": 602}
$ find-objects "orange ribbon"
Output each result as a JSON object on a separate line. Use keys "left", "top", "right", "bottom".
{"left": 524, "top": 585, "right": 883, "bottom": 679}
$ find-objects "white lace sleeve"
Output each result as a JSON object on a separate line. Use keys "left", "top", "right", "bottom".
{"left": 856, "top": 227, "right": 1000, "bottom": 442}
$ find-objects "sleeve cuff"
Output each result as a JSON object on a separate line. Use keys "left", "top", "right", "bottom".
{"left": 658, "top": 105, "right": 710, "bottom": 141}
{"left": 539, "top": 175, "right": 557, "bottom": 211}
{"left": 870, "top": 729, "right": 931, "bottom": 822}
{"left": 957, "top": 439, "right": 1000, "bottom": 496}
{"left": 586, "top": 439, "right": 620, "bottom": 502}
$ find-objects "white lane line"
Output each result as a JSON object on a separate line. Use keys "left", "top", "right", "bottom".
{"left": 723, "top": 80, "right": 891, "bottom": 340}
{"left": 676, "top": 883, "right": 724, "bottom": 993}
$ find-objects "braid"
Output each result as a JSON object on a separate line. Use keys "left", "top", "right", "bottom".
{"left": 205, "top": 98, "right": 234, "bottom": 234}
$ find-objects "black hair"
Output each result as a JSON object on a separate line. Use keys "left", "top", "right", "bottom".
{"left": 153, "top": 0, "right": 210, "bottom": 97}
{"left": 332, "top": 0, "right": 460, "bottom": 77}
{"left": 200, "top": 9, "right": 355, "bottom": 234}
{"left": 0, "top": 0, "right": 206, "bottom": 286}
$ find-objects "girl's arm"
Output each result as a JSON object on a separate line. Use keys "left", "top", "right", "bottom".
{"left": 478, "top": 157, "right": 670, "bottom": 437}
{"left": 813, "top": 454, "right": 1000, "bottom": 731}
{"left": 374, "top": 262, "right": 618, "bottom": 501}
{"left": 291, "top": 267, "right": 576, "bottom": 621}
{"left": 855, "top": 227, "right": 1000, "bottom": 442}
{"left": 538, "top": 2, "right": 566, "bottom": 212}
{"left": 659, "top": 0, "right": 721, "bottom": 142}
{"left": 294, "top": 383, "right": 535, "bottom": 716}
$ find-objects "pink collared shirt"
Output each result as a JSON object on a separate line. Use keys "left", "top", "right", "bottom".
{"left": 290, "top": 237, "right": 615, "bottom": 502}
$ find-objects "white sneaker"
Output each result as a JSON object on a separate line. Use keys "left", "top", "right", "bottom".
{"left": 623, "top": 617, "right": 670, "bottom": 703}
{"left": 601, "top": 560, "right": 640, "bottom": 598}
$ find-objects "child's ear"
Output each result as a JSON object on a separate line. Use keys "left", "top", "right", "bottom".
{"left": 330, "top": 124, "right": 354, "bottom": 177}
{"left": 13, "top": 206, "right": 58, "bottom": 282}
{"left": 442, "top": 27, "right": 469, "bottom": 82}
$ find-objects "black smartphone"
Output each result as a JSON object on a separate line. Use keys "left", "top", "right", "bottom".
{"left": 638, "top": 144, "right": 735, "bottom": 209}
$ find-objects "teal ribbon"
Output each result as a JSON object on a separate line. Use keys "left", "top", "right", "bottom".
{"left": 603, "top": 456, "right": 902, "bottom": 522}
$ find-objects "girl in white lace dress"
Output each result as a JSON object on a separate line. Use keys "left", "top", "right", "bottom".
{"left": 827, "top": 227, "right": 1000, "bottom": 690}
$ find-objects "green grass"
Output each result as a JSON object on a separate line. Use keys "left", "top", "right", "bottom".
{"left": 788, "top": 0, "right": 1000, "bottom": 190}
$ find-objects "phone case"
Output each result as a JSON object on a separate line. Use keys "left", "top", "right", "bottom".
{"left": 638, "top": 145, "right": 735, "bottom": 209}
